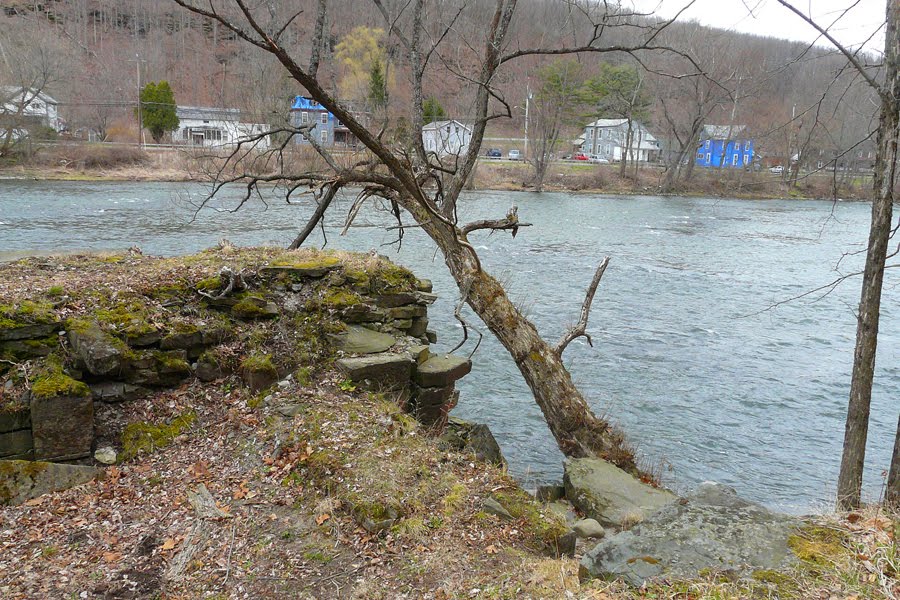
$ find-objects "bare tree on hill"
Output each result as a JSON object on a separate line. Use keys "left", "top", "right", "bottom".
{"left": 168, "top": 0, "right": 705, "bottom": 470}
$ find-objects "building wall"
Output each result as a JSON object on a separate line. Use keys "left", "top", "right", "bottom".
{"left": 422, "top": 123, "right": 471, "bottom": 157}
{"left": 696, "top": 139, "right": 754, "bottom": 168}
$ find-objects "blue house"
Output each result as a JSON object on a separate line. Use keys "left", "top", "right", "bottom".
{"left": 696, "top": 125, "right": 754, "bottom": 168}
{"left": 289, "top": 96, "right": 358, "bottom": 148}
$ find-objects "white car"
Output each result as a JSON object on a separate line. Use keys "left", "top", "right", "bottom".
{"left": 508, "top": 149, "right": 521, "bottom": 160}
{"left": 769, "top": 165, "right": 785, "bottom": 174}
{"left": 588, "top": 154, "right": 610, "bottom": 164}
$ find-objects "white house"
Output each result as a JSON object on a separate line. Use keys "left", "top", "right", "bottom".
{"left": 0, "top": 86, "right": 62, "bottom": 132}
{"left": 174, "top": 106, "right": 270, "bottom": 150}
{"left": 582, "top": 118, "right": 660, "bottom": 162}
{"left": 422, "top": 119, "right": 472, "bottom": 157}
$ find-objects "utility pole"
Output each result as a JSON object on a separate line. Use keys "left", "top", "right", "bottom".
{"left": 128, "top": 54, "right": 145, "bottom": 147}
{"left": 524, "top": 85, "right": 531, "bottom": 159}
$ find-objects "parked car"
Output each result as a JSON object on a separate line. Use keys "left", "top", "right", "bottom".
{"left": 588, "top": 154, "right": 610, "bottom": 164}
{"left": 485, "top": 148, "right": 501, "bottom": 158}
{"left": 573, "top": 152, "right": 588, "bottom": 161}
{"left": 508, "top": 149, "right": 521, "bottom": 160}
{"left": 769, "top": 165, "right": 784, "bottom": 174}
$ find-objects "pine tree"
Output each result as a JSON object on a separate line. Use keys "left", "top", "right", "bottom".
{"left": 138, "top": 81, "right": 179, "bottom": 143}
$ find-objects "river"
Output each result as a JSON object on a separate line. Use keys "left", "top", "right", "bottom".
{"left": 1, "top": 179, "right": 896, "bottom": 513}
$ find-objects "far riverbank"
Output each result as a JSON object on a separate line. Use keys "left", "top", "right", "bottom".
{"left": 0, "top": 143, "right": 873, "bottom": 201}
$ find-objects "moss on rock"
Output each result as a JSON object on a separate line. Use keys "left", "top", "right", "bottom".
{"left": 30, "top": 357, "right": 90, "bottom": 399}
{"left": 120, "top": 410, "right": 197, "bottom": 461}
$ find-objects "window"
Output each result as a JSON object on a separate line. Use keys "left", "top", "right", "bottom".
{"left": 735, "top": 141, "right": 741, "bottom": 150}
{"left": 743, "top": 156, "right": 750, "bottom": 165}
{"left": 732, "top": 155, "right": 739, "bottom": 166}
{"left": 705, "top": 140, "right": 710, "bottom": 149}
{"left": 446, "top": 126, "right": 451, "bottom": 134}
{"left": 301, "top": 112, "right": 309, "bottom": 124}
{"left": 697, "top": 152, "right": 704, "bottom": 159}
{"left": 705, "top": 153, "right": 711, "bottom": 163}
{"left": 320, "top": 130, "right": 327, "bottom": 143}
{"left": 320, "top": 113, "right": 328, "bottom": 124}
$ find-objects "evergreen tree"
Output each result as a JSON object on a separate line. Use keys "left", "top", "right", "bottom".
{"left": 367, "top": 60, "right": 387, "bottom": 109}
{"left": 138, "top": 81, "right": 179, "bottom": 143}
{"left": 423, "top": 96, "right": 447, "bottom": 124}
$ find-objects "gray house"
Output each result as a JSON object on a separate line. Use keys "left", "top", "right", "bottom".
{"left": 582, "top": 118, "right": 660, "bottom": 162}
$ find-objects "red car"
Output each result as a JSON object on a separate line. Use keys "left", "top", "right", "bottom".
{"left": 573, "top": 152, "right": 588, "bottom": 161}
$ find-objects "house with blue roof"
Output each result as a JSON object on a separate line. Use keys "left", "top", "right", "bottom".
{"left": 290, "top": 96, "right": 359, "bottom": 148}
{"left": 696, "top": 125, "right": 754, "bottom": 168}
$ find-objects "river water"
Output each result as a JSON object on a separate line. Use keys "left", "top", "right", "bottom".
{"left": 1, "top": 179, "right": 897, "bottom": 513}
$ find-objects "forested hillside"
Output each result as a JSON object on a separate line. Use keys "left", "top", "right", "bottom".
{"left": 0, "top": 0, "right": 880, "bottom": 171}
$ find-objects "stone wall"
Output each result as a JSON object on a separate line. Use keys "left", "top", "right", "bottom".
{"left": 0, "top": 251, "right": 471, "bottom": 464}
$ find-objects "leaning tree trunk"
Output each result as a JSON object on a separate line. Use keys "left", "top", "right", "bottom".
{"left": 887, "top": 413, "right": 900, "bottom": 509}
{"left": 416, "top": 208, "right": 637, "bottom": 471}
{"left": 836, "top": 0, "right": 900, "bottom": 511}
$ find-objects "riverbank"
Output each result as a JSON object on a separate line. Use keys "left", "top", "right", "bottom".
{"left": 0, "top": 248, "right": 896, "bottom": 598}
{"left": 0, "top": 144, "right": 873, "bottom": 200}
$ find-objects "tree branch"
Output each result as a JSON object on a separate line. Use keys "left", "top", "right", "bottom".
{"left": 460, "top": 205, "right": 531, "bottom": 237}
{"left": 555, "top": 257, "right": 610, "bottom": 356}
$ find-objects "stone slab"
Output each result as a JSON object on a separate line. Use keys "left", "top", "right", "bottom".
{"left": 0, "top": 322, "right": 60, "bottom": 342}
{"left": 68, "top": 323, "right": 126, "bottom": 377}
{"left": 563, "top": 458, "right": 676, "bottom": 528}
{"left": 0, "top": 460, "right": 101, "bottom": 506}
{"left": 0, "top": 406, "right": 31, "bottom": 433}
{"left": 336, "top": 353, "right": 414, "bottom": 389}
{"left": 0, "top": 429, "right": 33, "bottom": 459}
{"left": 328, "top": 325, "right": 396, "bottom": 355}
{"left": 579, "top": 482, "right": 799, "bottom": 586}
{"left": 31, "top": 393, "right": 94, "bottom": 462}
{"left": 414, "top": 354, "right": 472, "bottom": 388}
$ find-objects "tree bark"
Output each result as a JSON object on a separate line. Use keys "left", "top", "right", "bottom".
{"left": 836, "top": 0, "right": 900, "bottom": 511}
{"left": 887, "top": 413, "right": 900, "bottom": 509}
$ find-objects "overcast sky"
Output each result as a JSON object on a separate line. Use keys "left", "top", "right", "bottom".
{"left": 630, "top": 0, "right": 886, "bottom": 52}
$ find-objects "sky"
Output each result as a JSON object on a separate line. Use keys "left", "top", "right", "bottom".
{"left": 630, "top": 0, "right": 886, "bottom": 53}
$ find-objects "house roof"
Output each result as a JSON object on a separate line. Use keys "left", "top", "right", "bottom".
{"left": 422, "top": 119, "right": 472, "bottom": 132}
{"left": 176, "top": 106, "right": 241, "bottom": 121}
{"left": 585, "top": 118, "right": 630, "bottom": 128}
{"left": 291, "top": 96, "right": 329, "bottom": 111}
{"left": 0, "top": 86, "right": 58, "bottom": 105}
{"left": 702, "top": 124, "right": 747, "bottom": 139}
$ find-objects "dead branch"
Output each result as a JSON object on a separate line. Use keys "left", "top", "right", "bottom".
{"left": 554, "top": 257, "right": 610, "bottom": 356}
{"left": 460, "top": 205, "right": 532, "bottom": 238}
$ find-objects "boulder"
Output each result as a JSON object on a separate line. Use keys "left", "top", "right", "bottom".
{"left": 328, "top": 325, "right": 396, "bottom": 355}
{"left": 416, "top": 279, "right": 433, "bottom": 293}
{"left": 414, "top": 354, "right": 472, "bottom": 388}
{"left": 563, "top": 458, "right": 676, "bottom": 528}
{"left": 340, "top": 303, "right": 385, "bottom": 323}
{"left": 387, "top": 305, "right": 427, "bottom": 320}
{"left": 482, "top": 497, "right": 514, "bottom": 520}
{"left": 68, "top": 323, "right": 126, "bottom": 377}
{"left": 442, "top": 417, "right": 506, "bottom": 466}
{"left": 336, "top": 353, "right": 414, "bottom": 389}
{"left": 579, "top": 482, "right": 800, "bottom": 586}
{"left": 0, "top": 460, "right": 101, "bottom": 506}
{"left": 573, "top": 518, "right": 606, "bottom": 540}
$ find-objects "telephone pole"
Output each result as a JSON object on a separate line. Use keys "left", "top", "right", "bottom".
{"left": 127, "top": 54, "right": 145, "bottom": 147}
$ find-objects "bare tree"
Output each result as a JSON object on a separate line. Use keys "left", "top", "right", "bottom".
{"left": 167, "top": 0, "right": 702, "bottom": 470}
{"left": 887, "top": 413, "right": 899, "bottom": 509}
{"left": 528, "top": 59, "right": 586, "bottom": 192}
{"left": 769, "top": 0, "right": 899, "bottom": 510}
